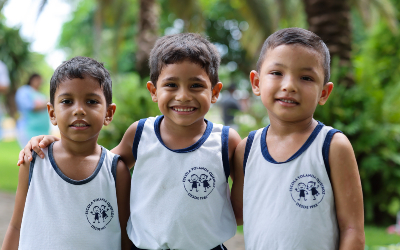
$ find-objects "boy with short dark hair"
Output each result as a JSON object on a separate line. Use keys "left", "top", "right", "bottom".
{"left": 17, "top": 34, "right": 242, "bottom": 250}
{"left": 2, "top": 56, "right": 131, "bottom": 250}
{"left": 231, "top": 28, "right": 365, "bottom": 249}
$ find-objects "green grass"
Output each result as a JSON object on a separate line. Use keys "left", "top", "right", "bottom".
{"left": 0, "top": 140, "right": 20, "bottom": 192}
{"left": 1, "top": 141, "right": 400, "bottom": 248}
{"left": 365, "top": 226, "right": 400, "bottom": 248}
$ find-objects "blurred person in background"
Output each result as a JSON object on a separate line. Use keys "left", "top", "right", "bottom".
{"left": 0, "top": 60, "right": 10, "bottom": 140}
{"left": 219, "top": 84, "right": 241, "bottom": 130}
{"left": 15, "top": 73, "right": 49, "bottom": 148}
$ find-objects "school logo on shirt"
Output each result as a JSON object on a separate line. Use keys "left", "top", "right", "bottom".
{"left": 85, "top": 198, "right": 114, "bottom": 231}
{"left": 182, "top": 167, "right": 216, "bottom": 200}
{"left": 289, "top": 174, "right": 325, "bottom": 209}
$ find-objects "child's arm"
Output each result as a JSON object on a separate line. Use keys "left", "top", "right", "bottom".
{"left": 115, "top": 159, "right": 133, "bottom": 250}
{"left": 329, "top": 133, "right": 365, "bottom": 250}
{"left": 18, "top": 121, "right": 139, "bottom": 169}
{"left": 111, "top": 121, "right": 138, "bottom": 169}
{"left": 230, "top": 136, "right": 246, "bottom": 226}
{"left": 1, "top": 161, "right": 30, "bottom": 250}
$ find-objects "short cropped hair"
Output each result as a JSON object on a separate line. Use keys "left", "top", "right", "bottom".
{"left": 256, "top": 27, "right": 330, "bottom": 84}
{"left": 149, "top": 33, "right": 220, "bottom": 87}
{"left": 50, "top": 56, "right": 112, "bottom": 105}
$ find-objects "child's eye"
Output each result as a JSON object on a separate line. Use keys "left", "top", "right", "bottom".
{"left": 61, "top": 99, "right": 72, "bottom": 104}
{"left": 87, "top": 99, "right": 99, "bottom": 104}
{"left": 271, "top": 71, "right": 282, "bottom": 76}
{"left": 165, "top": 83, "right": 177, "bottom": 88}
{"left": 191, "top": 83, "right": 204, "bottom": 88}
{"left": 301, "top": 76, "right": 313, "bottom": 81}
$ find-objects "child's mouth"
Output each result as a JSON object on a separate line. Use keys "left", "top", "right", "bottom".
{"left": 171, "top": 107, "right": 196, "bottom": 112}
{"left": 277, "top": 99, "right": 299, "bottom": 104}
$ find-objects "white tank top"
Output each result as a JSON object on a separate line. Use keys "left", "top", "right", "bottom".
{"left": 127, "top": 116, "right": 236, "bottom": 250}
{"left": 19, "top": 143, "right": 122, "bottom": 250}
{"left": 243, "top": 122, "right": 340, "bottom": 250}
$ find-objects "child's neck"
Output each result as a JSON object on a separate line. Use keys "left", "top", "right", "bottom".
{"left": 51, "top": 137, "right": 102, "bottom": 181}
{"left": 268, "top": 116, "right": 317, "bottom": 136}
{"left": 266, "top": 117, "right": 318, "bottom": 162}
{"left": 160, "top": 116, "right": 207, "bottom": 150}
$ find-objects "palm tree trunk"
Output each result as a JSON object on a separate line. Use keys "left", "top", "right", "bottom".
{"left": 136, "top": 0, "right": 159, "bottom": 81}
{"left": 303, "top": 0, "right": 353, "bottom": 86}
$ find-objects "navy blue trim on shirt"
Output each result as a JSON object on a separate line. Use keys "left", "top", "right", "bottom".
{"left": 111, "top": 154, "right": 120, "bottom": 185}
{"left": 132, "top": 118, "right": 147, "bottom": 161}
{"left": 261, "top": 121, "right": 324, "bottom": 164}
{"left": 322, "top": 129, "right": 342, "bottom": 181}
{"left": 154, "top": 115, "right": 213, "bottom": 153}
{"left": 28, "top": 152, "right": 37, "bottom": 187}
{"left": 48, "top": 142, "right": 106, "bottom": 185}
{"left": 243, "top": 130, "right": 256, "bottom": 175}
{"left": 221, "top": 126, "right": 230, "bottom": 182}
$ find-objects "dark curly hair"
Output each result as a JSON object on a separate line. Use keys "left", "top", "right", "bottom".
{"left": 149, "top": 33, "right": 220, "bottom": 87}
{"left": 256, "top": 27, "right": 331, "bottom": 84}
{"left": 50, "top": 56, "right": 112, "bottom": 105}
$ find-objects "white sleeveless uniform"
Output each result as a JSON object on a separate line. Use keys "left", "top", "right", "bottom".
{"left": 19, "top": 143, "right": 122, "bottom": 250}
{"left": 127, "top": 116, "right": 236, "bottom": 250}
{"left": 243, "top": 122, "right": 340, "bottom": 250}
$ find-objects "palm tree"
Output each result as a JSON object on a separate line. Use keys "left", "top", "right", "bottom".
{"left": 136, "top": 0, "right": 159, "bottom": 80}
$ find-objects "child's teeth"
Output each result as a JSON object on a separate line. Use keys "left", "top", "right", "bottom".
{"left": 175, "top": 108, "right": 194, "bottom": 111}
{"left": 74, "top": 123, "right": 87, "bottom": 127}
{"left": 281, "top": 99, "right": 295, "bottom": 103}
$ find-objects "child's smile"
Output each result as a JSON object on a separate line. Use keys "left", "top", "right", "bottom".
{"left": 147, "top": 60, "right": 222, "bottom": 128}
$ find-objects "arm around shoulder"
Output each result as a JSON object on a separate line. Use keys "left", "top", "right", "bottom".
{"left": 230, "top": 137, "right": 247, "bottom": 226}
{"left": 329, "top": 133, "right": 365, "bottom": 250}
{"left": 115, "top": 160, "right": 132, "bottom": 250}
{"left": 112, "top": 121, "right": 139, "bottom": 169}
{"left": 1, "top": 161, "right": 30, "bottom": 250}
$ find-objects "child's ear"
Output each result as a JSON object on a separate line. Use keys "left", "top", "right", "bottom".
{"left": 104, "top": 103, "right": 116, "bottom": 126}
{"left": 250, "top": 70, "right": 261, "bottom": 96}
{"left": 47, "top": 103, "right": 57, "bottom": 126}
{"left": 211, "top": 82, "right": 223, "bottom": 103}
{"left": 318, "top": 82, "right": 334, "bottom": 105}
{"left": 146, "top": 81, "right": 158, "bottom": 102}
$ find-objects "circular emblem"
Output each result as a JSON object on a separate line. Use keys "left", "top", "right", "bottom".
{"left": 289, "top": 174, "right": 325, "bottom": 209}
{"left": 182, "top": 167, "right": 216, "bottom": 200}
{"left": 85, "top": 198, "right": 114, "bottom": 230}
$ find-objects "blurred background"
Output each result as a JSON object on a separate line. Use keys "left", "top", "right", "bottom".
{"left": 1, "top": 0, "right": 400, "bottom": 248}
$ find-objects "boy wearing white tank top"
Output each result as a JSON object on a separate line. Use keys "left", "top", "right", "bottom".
{"left": 3, "top": 57, "right": 132, "bottom": 250}
{"left": 17, "top": 34, "right": 242, "bottom": 250}
{"left": 232, "top": 28, "right": 365, "bottom": 249}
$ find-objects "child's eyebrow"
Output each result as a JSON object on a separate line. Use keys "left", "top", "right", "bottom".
{"left": 57, "top": 93, "right": 103, "bottom": 98}
{"left": 161, "top": 76, "right": 207, "bottom": 82}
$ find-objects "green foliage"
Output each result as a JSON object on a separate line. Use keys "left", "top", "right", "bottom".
{"left": 59, "top": 0, "right": 138, "bottom": 73}
{"left": 97, "top": 73, "right": 159, "bottom": 149}
{"left": 0, "top": 140, "right": 20, "bottom": 192}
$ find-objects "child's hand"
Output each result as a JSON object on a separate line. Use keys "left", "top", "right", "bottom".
{"left": 17, "top": 135, "right": 60, "bottom": 166}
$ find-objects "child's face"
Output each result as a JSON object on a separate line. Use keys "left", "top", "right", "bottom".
{"left": 250, "top": 45, "right": 333, "bottom": 123}
{"left": 147, "top": 60, "right": 222, "bottom": 128}
{"left": 48, "top": 76, "right": 115, "bottom": 143}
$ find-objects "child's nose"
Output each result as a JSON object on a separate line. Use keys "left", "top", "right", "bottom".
{"left": 175, "top": 89, "right": 192, "bottom": 101}
{"left": 73, "top": 104, "right": 86, "bottom": 116}
{"left": 281, "top": 76, "right": 297, "bottom": 92}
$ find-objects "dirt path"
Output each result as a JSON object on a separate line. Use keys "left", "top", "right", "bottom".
{"left": 0, "top": 191, "right": 244, "bottom": 249}
{"left": 0, "top": 191, "right": 15, "bottom": 246}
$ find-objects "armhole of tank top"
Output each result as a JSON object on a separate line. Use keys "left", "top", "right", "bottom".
{"left": 243, "top": 130, "right": 257, "bottom": 176}
{"left": 28, "top": 151, "right": 37, "bottom": 187}
{"left": 221, "top": 126, "right": 230, "bottom": 182}
{"left": 132, "top": 118, "right": 147, "bottom": 161}
{"left": 322, "top": 129, "right": 342, "bottom": 181}
{"left": 111, "top": 154, "right": 120, "bottom": 185}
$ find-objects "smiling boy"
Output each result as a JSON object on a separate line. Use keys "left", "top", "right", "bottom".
{"left": 232, "top": 28, "right": 365, "bottom": 249}
{"left": 17, "top": 34, "right": 242, "bottom": 250}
